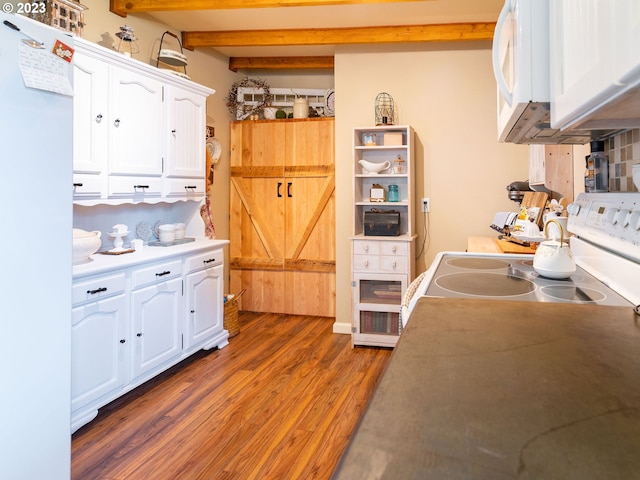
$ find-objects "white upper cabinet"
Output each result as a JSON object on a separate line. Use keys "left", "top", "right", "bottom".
{"left": 163, "top": 85, "right": 207, "bottom": 198}
{"left": 74, "top": 53, "right": 108, "bottom": 175}
{"left": 551, "top": 0, "right": 640, "bottom": 130}
{"left": 73, "top": 52, "right": 108, "bottom": 198}
{"left": 613, "top": 1, "right": 640, "bottom": 85}
{"left": 165, "top": 86, "right": 207, "bottom": 178}
{"left": 108, "top": 68, "right": 164, "bottom": 177}
{"left": 550, "top": 0, "right": 617, "bottom": 129}
{"left": 72, "top": 38, "right": 214, "bottom": 205}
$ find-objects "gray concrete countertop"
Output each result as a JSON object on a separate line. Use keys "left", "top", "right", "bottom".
{"left": 333, "top": 297, "right": 640, "bottom": 479}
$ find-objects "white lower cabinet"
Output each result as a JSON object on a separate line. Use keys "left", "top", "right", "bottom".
{"left": 185, "top": 250, "right": 224, "bottom": 349}
{"left": 351, "top": 238, "right": 415, "bottom": 348}
{"left": 131, "top": 275, "right": 183, "bottom": 381}
{"left": 71, "top": 246, "right": 228, "bottom": 433}
{"left": 71, "top": 275, "right": 127, "bottom": 432}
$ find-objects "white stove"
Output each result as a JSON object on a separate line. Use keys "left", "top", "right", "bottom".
{"left": 404, "top": 192, "right": 640, "bottom": 325}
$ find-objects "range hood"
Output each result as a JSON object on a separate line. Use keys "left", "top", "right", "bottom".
{"left": 504, "top": 101, "right": 628, "bottom": 145}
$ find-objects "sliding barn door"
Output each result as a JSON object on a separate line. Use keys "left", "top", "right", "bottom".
{"left": 230, "top": 119, "right": 335, "bottom": 317}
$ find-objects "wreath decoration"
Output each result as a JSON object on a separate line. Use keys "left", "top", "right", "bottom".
{"left": 225, "top": 77, "right": 272, "bottom": 118}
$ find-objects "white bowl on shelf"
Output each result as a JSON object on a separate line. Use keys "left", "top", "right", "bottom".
{"left": 359, "top": 159, "right": 390, "bottom": 174}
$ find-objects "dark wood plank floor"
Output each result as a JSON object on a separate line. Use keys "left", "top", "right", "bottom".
{"left": 71, "top": 312, "right": 392, "bottom": 479}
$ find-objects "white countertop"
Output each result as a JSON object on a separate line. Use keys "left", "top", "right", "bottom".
{"left": 73, "top": 238, "right": 229, "bottom": 278}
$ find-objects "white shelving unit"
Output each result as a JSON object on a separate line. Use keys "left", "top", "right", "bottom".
{"left": 351, "top": 125, "right": 416, "bottom": 347}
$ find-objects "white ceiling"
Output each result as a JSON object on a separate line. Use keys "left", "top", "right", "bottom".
{"left": 144, "top": 0, "right": 504, "bottom": 58}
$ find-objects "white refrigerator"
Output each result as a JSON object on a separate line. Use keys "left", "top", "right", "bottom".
{"left": 0, "top": 12, "right": 73, "bottom": 479}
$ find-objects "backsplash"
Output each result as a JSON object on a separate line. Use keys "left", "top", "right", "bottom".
{"left": 606, "top": 128, "right": 640, "bottom": 192}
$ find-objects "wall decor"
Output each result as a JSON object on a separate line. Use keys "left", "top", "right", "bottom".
{"left": 225, "top": 77, "right": 272, "bottom": 120}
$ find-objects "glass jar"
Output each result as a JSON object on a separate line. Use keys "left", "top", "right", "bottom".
{"left": 393, "top": 155, "right": 405, "bottom": 174}
{"left": 388, "top": 184, "right": 399, "bottom": 202}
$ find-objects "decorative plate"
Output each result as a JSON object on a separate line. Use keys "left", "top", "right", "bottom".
{"left": 206, "top": 138, "right": 222, "bottom": 165}
{"left": 135, "top": 222, "right": 153, "bottom": 243}
{"left": 324, "top": 89, "right": 335, "bottom": 116}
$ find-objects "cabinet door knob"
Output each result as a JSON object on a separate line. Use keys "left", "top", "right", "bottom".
{"left": 96, "top": 114, "right": 103, "bottom": 122}
{"left": 392, "top": 246, "right": 397, "bottom": 253}
{"left": 392, "top": 261, "right": 397, "bottom": 268}
{"left": 119, "top": 339, "right": 126, "bottom": 344}
{"left": 171, "top": 129, "right": 177, "bottom": 134}
{"left": 190, "top": 309, "right": 195, "bottom": 314}
{"left": 363, "top": 245, "right": 369, "bottom": 252}
{"left": 114, "top": 118, "right": 120, "bottom": 127}
{"left": 364, "top": 260, "right": 369, "bottom": 267}
{"left": 136, "top": 333, "right": 143, "bottom": 337}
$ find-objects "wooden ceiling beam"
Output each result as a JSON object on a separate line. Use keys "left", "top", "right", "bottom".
{"left": 229, "top": 56, "right": 334, "bottom": 71}
{"left": 182, "top": 23, "right": 495, "bottom": 49}
{"left": 110, "top": 0, "right": 430, "bottom": 17}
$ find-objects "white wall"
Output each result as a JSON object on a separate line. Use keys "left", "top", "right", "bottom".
{"left": 333, "top": 43, "right": 530, "bottom": 332}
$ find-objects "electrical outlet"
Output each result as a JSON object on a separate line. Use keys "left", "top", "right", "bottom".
{"left": 421, "top": 197, "right": 430, "bottom": 212}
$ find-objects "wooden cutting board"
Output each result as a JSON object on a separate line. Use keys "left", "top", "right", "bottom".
{"left": 521, "top": 191, "right": 548, "bottom": 226}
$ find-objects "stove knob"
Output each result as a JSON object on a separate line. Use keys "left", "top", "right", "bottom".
{"left": 617, "top": 209, "right": 631, "bottom": 227}
{"left": 630, "top": 210, "right": 640, "bottom": 231}
{"left": 604, "top": 207, "right": 618, "bottom": 224}
{"left": 567, "top": 203, "right": 581, "bottom": 216}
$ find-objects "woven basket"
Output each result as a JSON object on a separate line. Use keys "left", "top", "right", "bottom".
{"left": 223, "top": 289, "right": 244, "bottom": 338}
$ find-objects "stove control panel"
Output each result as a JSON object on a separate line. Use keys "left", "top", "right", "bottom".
{"left": 568, "top": 193, "right": 640, "bottom": 262}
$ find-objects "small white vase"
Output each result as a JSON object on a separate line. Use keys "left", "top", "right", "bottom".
{"left": 263, "top": 107, "right": 277, "bottom": 120}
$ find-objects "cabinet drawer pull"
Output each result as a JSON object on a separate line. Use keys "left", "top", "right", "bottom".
{"left": 203, "top": 258, "right": 216, "bottom": 264}
{"left": 184, "top": 185, "right": 197, "bottom": 190}
{"left": 287, "top": 182, "right": 292, "bottom": 197}
{"left": 171, "top": 129, "right": 177, "bottom": 134}
{"left": 96, "top": 114, "right": 103, "bottom": 122}
{"left": 134, "top": 185, "right": 149, "bottom": 190}
{"left": 87, "top": 287, "right": 107, "bottom": 295}
{"left": 155, "top": 270, "right": 171, "bottom": 277}
{"left": 364, "top": 260, "right": 369, "bottom": 267}
{"left": 277, "top": 182, "right": 282, "bottom": 198}
{"left": 136, "top": 333, "right": 143, "bottom": 337}
{"left": 73, "top": 182, "right": 83, "bottom": 188}
{"left": 190, "top": 309, "right": 195, "bottom": 314}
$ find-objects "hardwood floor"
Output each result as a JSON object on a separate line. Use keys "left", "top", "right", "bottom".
{"left": 71, "top": 312, "right": 392, "bottom": 479}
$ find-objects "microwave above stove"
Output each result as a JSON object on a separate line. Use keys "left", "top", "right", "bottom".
{"left": 491, "top": 0, "right": 624, "bottom": 144}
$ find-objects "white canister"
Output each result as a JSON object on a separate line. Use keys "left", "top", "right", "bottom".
{"left": 293, "top": 97, "right": 309, "bottom": 118}
{"left": 158, "top": 224, "right": 176, "bottom": 243}
{"left": 174, "top": 223, "right": 186, "bottom": 240}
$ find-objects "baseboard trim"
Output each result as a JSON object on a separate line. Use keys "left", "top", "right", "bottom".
{"left": 332, "top": 321, "right": 351, "bottom": 335}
